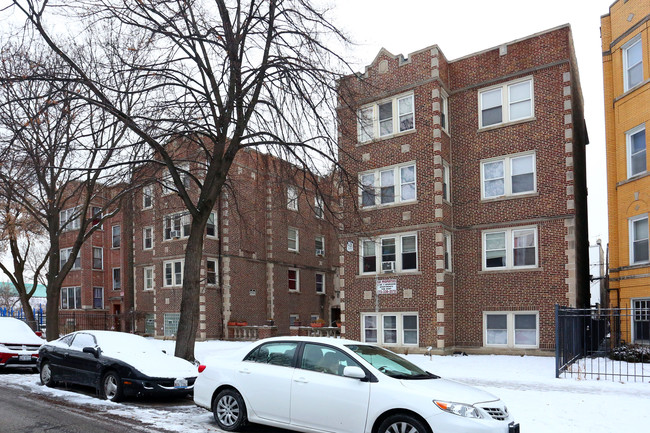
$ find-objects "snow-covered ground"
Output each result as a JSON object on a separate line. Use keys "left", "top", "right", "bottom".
{"left": 1, "top": 339, "right": 649, "bottom": 432}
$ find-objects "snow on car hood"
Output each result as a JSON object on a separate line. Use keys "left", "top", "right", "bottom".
{"left": 0, "top": 317, "right": 44, "bottom": 345}
{"left": 106, "top": 350, "right": 198, "bottom": 378}
{"left": 399, "top": 377, "right": 499, "bottom": 405}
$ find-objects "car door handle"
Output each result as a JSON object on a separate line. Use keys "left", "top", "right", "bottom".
{"left": 293, "top": 377, "right": 309, "bottom": 384}
{"left": 238, "top": 368, "right": 251, "bottom": 374}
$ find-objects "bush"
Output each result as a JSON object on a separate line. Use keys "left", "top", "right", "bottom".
{"left": 609, "top": 344, "right": 650, "bottom": 363}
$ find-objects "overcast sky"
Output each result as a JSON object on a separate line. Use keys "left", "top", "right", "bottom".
{"left": 331, "top": 0, "right": 614, "bottom": 246}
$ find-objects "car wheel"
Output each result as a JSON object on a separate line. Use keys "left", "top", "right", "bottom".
{"left": 212, "top": 389, "right": 247, "bottom": 431}
{"left": 378, "top": 414, "right": 429, "bottom": 433}
{"left": 102, "top": 371, "right": 124, "bottom": 402}
{"left": 40, "top": 361, "right": 56, "bottom": 387}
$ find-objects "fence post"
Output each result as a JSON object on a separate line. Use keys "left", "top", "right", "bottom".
{"left": 555, "top": 304, "right": 560, "bottom": 378}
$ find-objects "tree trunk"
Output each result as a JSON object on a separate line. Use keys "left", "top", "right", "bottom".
{"left": 16, "top": 285, "right": 36, "bottom": 331}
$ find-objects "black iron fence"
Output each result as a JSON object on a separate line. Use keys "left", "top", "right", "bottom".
{"left": 556, "top": 305, "right": 650, "bottom": 381}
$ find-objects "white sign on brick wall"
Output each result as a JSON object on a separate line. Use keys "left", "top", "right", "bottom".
{"left": 376, "top": 279, "right": 397, "bottom": 294}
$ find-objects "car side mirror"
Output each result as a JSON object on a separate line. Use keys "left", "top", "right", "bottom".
{"left": 83, "top": 346, "right": 100, "bottom": 358}
{"left": 343, "top": 366, "right": 367, "bottom": 380}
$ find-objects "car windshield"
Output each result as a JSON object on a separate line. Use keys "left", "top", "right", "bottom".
{"left": 93, "top": 332, "right": 159, "bottom": 355}
{"left": 346, "top": 344, "right": 438, "bottom": 380}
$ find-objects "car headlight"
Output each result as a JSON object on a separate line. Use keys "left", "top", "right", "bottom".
{"left": 434, "top": 401, "right": 482, "bottom": 419}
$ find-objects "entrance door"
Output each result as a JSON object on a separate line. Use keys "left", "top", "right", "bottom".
{"left": 633, "top": 299, "right": 650, "bottom": 343}
{"left": 113, "top": 305, "right": 121, "bottom": 331}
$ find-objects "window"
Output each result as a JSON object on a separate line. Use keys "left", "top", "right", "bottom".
{"left": 633, "top": 299, "right": 650, "bottom": 343}
{"left": 162, "top": 163, "right": 190, "bottom": 195}
{"left": 357, "top": 93, "right": 415, "bottom": 142}
{"left": 206, "top": 212, "right": 217, "bottom": 237}
{"left": 144, "top": 267, "right": 154, "bottom": 291}
{"left": 442, "top": 161, "right": 450, "bottom": 202}
{"left": 361, "top": 233, "right": 417, "bottom": 274}
{"left": 287, "top": 186, "right": 298, "bottom": 211}
{"left": 361, "top": 313, "right": 418, "bottom": 346}
{"left": 624, "top": 36, "right": 643, "bottom": 91}
{"left": 71, "top": 332, "right": 96, "bottom": 349}
{"left": 315, "top": 273, "right": 325, "bottom": 294}
{"left": 206, "top": 259, "right": 217, "bottom": 285}
{"left": 61, "top": 287, "right": 81, "bottom": 309}
{"left": 360, "top": 163, "right": 416, "bottom": 208}
{"left": 60, "top": 248, "right": 81, "bottom": 270}
{"left": 315, "top": 235, "right": 325, "bottom": 256}
{"left": 93, "top": 287, "right": 103, "bottom": 309}
{"left": 113, "top": 268, "right": 121, "bottom": 290}
{"left": 112, "top": 225, "right": 121, "bottom": 248}
{"left": 484, "top": 311, "right": 539, "bottom": 348}
{"left": 479, "top": 78, "right": 533, "bottom": 128}
{"left": 481, "top": 153, "right": 535, "bottom": 199}
{"left": 244, "top": 342, "right": 299, "bottom": 367}
{"left": 443, "top": 232, "right": 452, "bottom": 271}
{"left": 627, "top": 125, "right": 646, "bottom": 178}
{"left": 91, "top": 206, "right": 103, "bottom": 228}
{"left": 288, "top": 227, "right": 299, "bottom": 252}
{"left": 164, "top": 313, "right": 180, "bottom": 337}
{"left": 60, "top": 207, "right": 80, "bottom": 231}
{"left": 315, "top": 196, "right": 324, "bottom": 219}
{"left": 163, "top": 213, "right": 190, "bottom": 240}
{"left": 143, "top": 227, "right": 153, "bottom": 250}
{"left": 164, "top": 260, "right": 184, "bottom": 286}
{"left": 92, "top": 247, "right": 103, "bottom": 270}
{"left": 482, "top": 226, "right": 538, "bottom": 270}
{"left": 290, "top": 314, "right": 300, "bottom": 326}
{"left": 142, "top": 185, "right": 154, "bottom": 209}
{"left": 440, "top": 92, "right": 449, "bottom": 133}
{"left": 630, "top": 215, "right": 649, "bottom": 264}
{"left": 288, "top": 268, "right": 299, "bottom": 291}
{"left": 300, "top": 344, "right": 360, "bottom": 376}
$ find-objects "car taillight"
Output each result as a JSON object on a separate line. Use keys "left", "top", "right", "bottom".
{"left": 35, "top": 331, "right": 43, "bottom": 337}
{"left": 198, "top": 365, "right": 206, "bottom": 373}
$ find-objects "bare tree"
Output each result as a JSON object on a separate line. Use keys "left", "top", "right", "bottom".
{"left": 8, "top": 0, "right": 351, "bottom": 359}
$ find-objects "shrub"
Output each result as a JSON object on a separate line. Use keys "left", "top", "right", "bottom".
{"left": 609, "top": 344, "right": 650, "bottom": 363}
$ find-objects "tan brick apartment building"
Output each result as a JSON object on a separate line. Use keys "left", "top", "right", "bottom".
{"left": 337, "top": 25, "right": 589, "bottom": 353}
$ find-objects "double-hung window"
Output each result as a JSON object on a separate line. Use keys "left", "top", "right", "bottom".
{"left": 624, "top": 36, "right": 643, "bottom": 91}
{"left": 314, "top": 196, "right": 324, "bottom": 219}
{"left": 357, "top": 93, "right": 415, "bottom": 142}
{"left": 443, "top": 232, "right": 452, "bottom": 271}
{"left": 627, "top": 124, "right": 646, "bottom": 178}
{"left": 60, "top": 207, "right": 80, "bottom": 232}
{"left": 484, "top": 311, "right": 538, "bottom": 348}
{"left": 479, "top": 78, "right": 533, "bottom": 128}
{"left": 442, "top": 161, "right": 450, "bottom": 201}
{"left": 113, "top": 268, "right": 121, "bottom": 290}
{"left": 142, "top": 185, "right": 154, "bottom": 209}
{"left": 315, "top": 272, "right": 325, "bottom": 294}
{"left": 483, "top": 226, "right": 538, "bottom": 270}
{"left": 362, "top": 312, "right": 418, "bottom": 346}
{"left": 287, "top": 186, "right": 298, "bottom": 211}
{"left": 91, "top": 206, "right": 103, "bottom": 228}
{"left": 112, "top": 225, "right": 121, "bottom": 248}
{"left": 206, "top": 212, "right": 217, "bottom": 237}
{"left": 360, "top": 163, "right": 416, "bottom": 208}
{"left": 206, "top": 259, "right": 218, "bottom": 285}
{"left": 162, "top": 162, "right": 190, "bottom": 195}
{"left": 93, "top": 287, "right": 103, "bottom": 309}
{"left": 163, "top": 213, "right": 190, "bottom": 240}
{"left": 144, "top": 267, "right": 154, "bottom": 291}
{"left": 440, "top": 92, "right": 449, "bottom": 133}
{"left": 361, "top": 233, "right": 417, "bottom": 274}
{"left": 164, "top": 260, "right": 184, "bottom": 286}
{"left": 288, "top": 227, "right": 299, "bottom": 252}
{"left": 630, "top": 214, "right": 649, "bottom": 264}
{"left": 92, "top": 247, "right": 103, "bottom": 270}
{"left": 288, "top": 268, "right": 300, "bottom": 291}
{"left": 315, "top": 235, "right": 325, "bottom": 256}
{"left": 143, "top": 227, "right": 153, "bottom": 250}
{"left": 481, "top": 153, "right": 535, "bottom": 199}
{"left": 60, "top": 247, "right": 81, "bottom": 270}
{"left": 61, "top": 287, "right": 81, "bottom": 310}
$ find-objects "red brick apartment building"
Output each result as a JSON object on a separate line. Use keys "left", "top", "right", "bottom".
{"left": 337, "top": 25, "right": 589, "bottom": 353}
{"left": 59, "top": 147, "right": 339, "bottom": 339}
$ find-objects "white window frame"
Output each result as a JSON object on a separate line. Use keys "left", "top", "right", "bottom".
{"left": 163, "top": 260, "right": 184, "bottom": 287}
{"left": 443, "top": 232, "right": 452, "bottom": 272}
{"left": 206, "top": 258, "right": 218, "bottom": 286}
{"left": 441, "top": 91, "right": 449, "bottom": 134}
{"left": 361, "top": 312, "right": 419, "bottom": 346}
{"left": 626, "top": 124, "right": 646, "bottom": 178}
{"left": 481, "top": 152, "right": 536, "bottom": 200}
{"left": 359, "top": 232, "right": 418, "bottom": 275}
{"left": 287, "top": 186, "right": 298, "bottom": 211}
{"left": 315, "top": 235, "right": 325, "bottom": 256}
{"left": 479, "top": 77, "right": 534, "bottom": 128}
{"left": 163, "top": 212, "right": 190, "bottom": 240}
{"left": 632, "top": 298, "right": 650, "bottom": 343}
{"left": 483, "top": 311, "right": 539, "bottom": 349}
{"left": 288, "top": 227, "right": 299, "bottom": 252}
{"left": 92, "top": 247, "right": 103, "bottom": 270}
{"left": 359, "top": 162, "right": 417, "bottom": 208}
{"left": 482, "top": 226, "right": 538, "bottom": 271}
{"left": 91, "top": 206, "right": 103, "bottom": 229}
{"left": 142, "top": 185, "right": 154, "bottom": 209}
{"left": 629, "top": 214, "right": 649, "bottom": 264}
{"left": 61, "top": 286, "right": 81, "bottom": 310}
{"left": 144, "top": 266, "right": 154, "bottom": 291}
{"left": 314, "top": 195, "right": 324, "bottom": 219}
{"left": 290, "top": 314, "right": 300, "bottom": 326}
{"left": 442, "top": 160, "right": 450, "bottom": 202}
{"left": 357, "top": 93, "right": 415, "bottom": 143}
{"left": 623, "top": 36, "right": 644, "bottom": 92}
{"left": 60, "top": 247, "right": 81, "bottom": 270}
{"left": 162, "top": 162, "right": 190, "bottom": 195}
{"left": 112, "top": 225, "right": 121, "bottom": 249}
{"left": 93, "top": 287, "right": 104, "bottom": 309}
{"left": 112, "top": 267, "right": 121, "bottom": 290}
{"left": 315, "top": 272, "right": 325, "bottom": 294}
{"left": 143, "top": 226, "right": 153, "bottom": 250}
{"left": 206, "top": 212, "right": 217, "bottom": 238}
{"left": 288, "top": 268, "right": 300, "bottom": 292}
{"left": 60, "top": 207, "right": 81, "bottom": 232}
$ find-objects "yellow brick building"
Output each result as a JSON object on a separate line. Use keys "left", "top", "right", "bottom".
{"left": 602, "top": 0, "right": 650, "bottom": 343}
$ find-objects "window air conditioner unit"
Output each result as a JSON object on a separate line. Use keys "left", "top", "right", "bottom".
{"left": 382, "top": 261, "right": 396, "bottom": 273}
{"left": 169, "top": 230, "right": 181, "bottom": 239}
{"left": 315, "top": 249, "right": 324, "bottom": 256}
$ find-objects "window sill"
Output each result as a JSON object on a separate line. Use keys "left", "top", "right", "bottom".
{"left": 356, "top": 271, "right": 422, "bottom": 279}
{"left": 478, "top": 116, "right": 536, "bottom": 132}
{"left": 356, "top": 128, "right": 417, "bottom": 147}
{"left": 478, "top": 267, "right": 542, "bottom": 274}
{"left": 361, "top": 199, "right": 418, "bottom": 211}
{"left": 481, "top": 192, "right": 539, "bottom": 202}
{"left": 617, "top": 78, "right": 650, "bottom": 102}
{"left": 288, "top": 250, "right": 300, "bottom": 254}
{"left": 289, "top": 290, "right": 301, "bottom": 294}
{"left": 617, "top": 171, "right": 650, "bottom": 187}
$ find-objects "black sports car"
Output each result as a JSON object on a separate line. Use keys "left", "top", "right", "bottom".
{"left": 38, "top": 330, "right": 197, "bottom": 402}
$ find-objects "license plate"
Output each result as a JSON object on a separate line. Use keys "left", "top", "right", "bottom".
{"left": 19, "top": 355, "right": 31, "bottom": 361}
{"left": 174, "top": 378, "right": 188, "bottom": 388}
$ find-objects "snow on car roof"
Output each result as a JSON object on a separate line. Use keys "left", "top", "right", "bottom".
{"left": 0, "top": 317, "right": 44, "bottom": 345}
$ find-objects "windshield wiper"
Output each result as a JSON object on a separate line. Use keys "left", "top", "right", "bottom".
{"left": 393, "top": 372, "right": 440, "bottom": 380}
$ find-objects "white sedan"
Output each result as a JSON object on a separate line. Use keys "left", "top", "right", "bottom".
{"left": 194, "top": 336, "right": 519, "bottom": 433}
{"left": 0, "top": 317, "right": 44, "bottom": 370}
